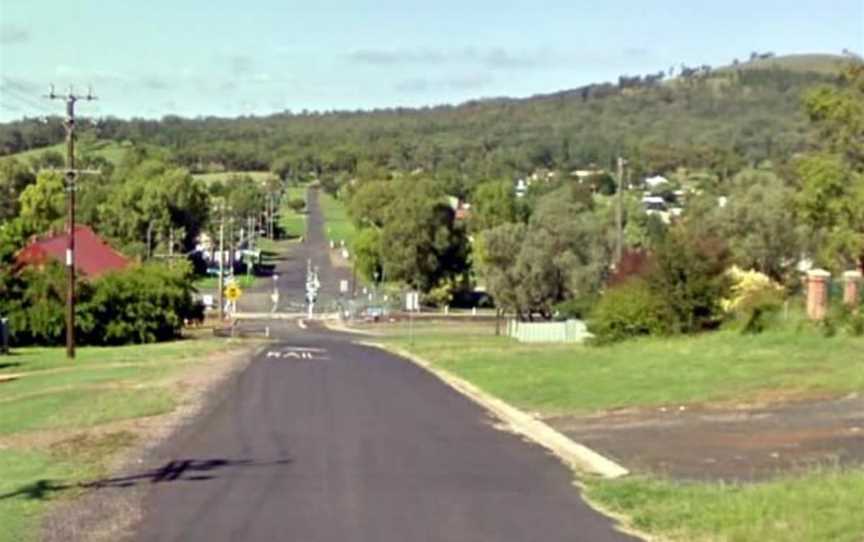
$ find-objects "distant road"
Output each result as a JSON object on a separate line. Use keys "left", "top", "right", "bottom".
{"left": 130, "top": 188, "right": 637, "bottom": 542}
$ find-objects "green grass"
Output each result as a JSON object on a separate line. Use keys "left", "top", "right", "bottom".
{"left": 586, "top": 469, "right": 864, "bottom": 542}
{"left": 278, "top": 186, "right": 308, "bottom": 238}
{"left": 0, "top": 339, "right": 240, "bottom": 541}
{"left": 192, "top": 274, "right": 256, "bottom": 291}
{"left": 378, "top": 322, "right": 864, "bottom": 541}
{"left": 318, "top": 191, "right": 356, "bottom": 247}
{"left": 191, "top": 171, "right": 278, "bottom": 185}
{"left": 7, "top": 139, "right": 132, "bottom": 167}
{"left": 383, "top": 324, "right": 864, "bottom": 416}
{"left": 0, "top": 449, "right": 87, "bottom": 541}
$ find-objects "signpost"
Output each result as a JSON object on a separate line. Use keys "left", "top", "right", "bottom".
{"left": 406, "top": 291, "right": 420, "bottom": 345}
{"left": 225, "top": 283, "right": 242, "bottom": 315}
{"left": 271, "top": 274, "right": 280, "bottom": 313}
{"left": 305, "top": 260, "right": 320, "bottom": 320}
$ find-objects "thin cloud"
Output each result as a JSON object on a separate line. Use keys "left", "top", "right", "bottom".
{"left": 350, "top": 47, "right": 555, "bottom": 71}
{"left": 227, "top": 55, "right": 254, "bottom": 76}
{"left": 395, "top": 74, "right": 493, "bottom": 94}
{"left": 0, "top": 24, "right": 30, "bottom": 45}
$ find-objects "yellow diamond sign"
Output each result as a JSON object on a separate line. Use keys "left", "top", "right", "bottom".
{"left": 224, "top": 283, "right": 242, "bottom": 301}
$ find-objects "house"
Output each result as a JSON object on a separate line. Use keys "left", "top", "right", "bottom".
{"left": 644, "top": 175, "right": 670, "bottom": 189}
{"left": 15, "top": 225, "right": 130, "bottom": 278}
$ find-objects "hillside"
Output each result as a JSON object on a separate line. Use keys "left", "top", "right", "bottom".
{"left": 722, "top": 53, "right": 851, "bottom": 75}
{"left": 1, "top": 53, "right": 856, "bottom": 185}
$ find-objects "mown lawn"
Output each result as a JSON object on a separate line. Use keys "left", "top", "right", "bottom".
{"left": 191, "top": 171, "right": 278, "bottom": 185}
{"left": 588, "top": 469, "right": 864, "bottom": 542}
{"left": 378, "top": 321, "right": 864, "bottom": 542}
{"left": 318, "top": 191, "right": 356, "bottom": 247}
{"left": 278, "top": 186, "right": 308, "bottom": 238}
{"left": 0, "top": 339, "right": 242, "bottom": 541}
{"left": 384, "top": 324, "right": 864, "bottom": 415}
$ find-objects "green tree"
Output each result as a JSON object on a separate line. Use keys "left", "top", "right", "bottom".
{"left": 17, "top": 171, "right": 65, "bottom": 233}
{"left": 469, "top": 179, "right": 519, "bottom": 233}
{"left": 0, "top": 158, "right": 36, "bottom": 223}
{"left": 797, "top": 64, "right": 864, "bottom": 270}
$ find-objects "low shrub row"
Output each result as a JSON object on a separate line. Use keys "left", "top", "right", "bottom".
{"left": 2, "top": 261, "right": 202, "bottom": 347}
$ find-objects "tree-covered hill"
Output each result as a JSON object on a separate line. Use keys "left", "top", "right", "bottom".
{"left": 1, "top": 53, "right": 856, "bottom": 185}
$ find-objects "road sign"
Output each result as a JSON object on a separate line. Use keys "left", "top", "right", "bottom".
{"left": 406, "top": 291, "right": 420, "bottom": 311}
{"left": 225, "top": 283, "right": 242, "bottom": 302}
{"left": 340, "top": 280, "right": 349, "bottom": 293}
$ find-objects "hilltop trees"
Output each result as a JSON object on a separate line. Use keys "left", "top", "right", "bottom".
{"left": 797, "top": 65, "right": 864, "bottom": 271}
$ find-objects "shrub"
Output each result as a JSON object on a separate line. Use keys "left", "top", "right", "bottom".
{"left": 721, "top": 267, "right": 785, "bottom": 334}
{"left": 553, "top": 294, "right": 599, "bottom": 320}
{"left": 588, "top": 279, "right": 675, "bottom": 344}
{"left": 81, "top": 262, "right": 203, "bottom": 345}
{"left": 286, "top": 197, "right": 306, "bottom": 212}
{"left": 646, "top": 228, "right": 731, "bottom": 333}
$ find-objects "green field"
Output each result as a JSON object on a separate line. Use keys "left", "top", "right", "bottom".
{"left": 277, "top": 185, "right": 308, "bottom": 238}
{"left": 192, "top": 273, "right": 256, "bottom": 291}
{"left": 590, "top": 468, "right": 864, "bottom": 542}
{"left": 377, "top": 321, "right": 864, "bottom": 541}
{"left": 7, "top": 139, "right": 132, "bottom": 166}
{"left": 0, "top": 339, "right": 244, "bottom": 541}
{"left": 191, "top": 171, "right": 278, "bottom": 185}
{"left": 384, "top": 324, "right": 864, "bottom": 416}
{"left": 318, "top": 191, "right": 356, "bottom": 247}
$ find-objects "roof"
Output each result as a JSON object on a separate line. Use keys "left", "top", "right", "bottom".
{"left": 16, "top": 225, "right": 130, "bottom": 278}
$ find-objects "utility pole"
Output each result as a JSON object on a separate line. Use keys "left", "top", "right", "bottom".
{"left": 47, "top": 85, "right": 96, "bottom": 360}
{"left": 615, "top": 156, "right": 626, "bottom": 266}
{"left": 218, "top": 208, "right": 226, "bottom": 321}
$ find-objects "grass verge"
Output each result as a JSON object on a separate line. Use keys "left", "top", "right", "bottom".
{"left": 375, "top": 320, "right": 864, "bottom": 541}
{"left": 0, "top": 338, "right": 247, "bottom": 541}
{"left": 381, "top": 322, "right": 864, "bottom": 415}
{"left": 318, "top": 191, "right": 356, "bottom": 247}
{"left": 279, "top": 186, "right": 308, "bottom": 238}
{"left": 586, "top": 469, "right": 864, "bottom": 542}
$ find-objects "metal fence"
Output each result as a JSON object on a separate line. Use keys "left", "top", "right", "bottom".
{"left": 506, "top": 319, "right": 592, "bottom": 343}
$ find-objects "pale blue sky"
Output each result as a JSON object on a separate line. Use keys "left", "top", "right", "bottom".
{"left": 0, "top": 0, "right": 861, "bottom": 120}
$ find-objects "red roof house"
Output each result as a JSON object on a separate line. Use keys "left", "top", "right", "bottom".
{"left": 16, "top": 225, "right": 130, "bottom": 278}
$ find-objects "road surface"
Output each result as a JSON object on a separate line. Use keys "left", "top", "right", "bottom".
{"left": 131, "top": 189, "right": 637, "bottom": 541}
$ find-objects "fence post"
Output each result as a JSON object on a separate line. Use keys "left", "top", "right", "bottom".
{"left": 843, "top": 270, "right": 862, "bottom": 309}
{"left": 806, "top": 269, "right": 831, "bottom": 320}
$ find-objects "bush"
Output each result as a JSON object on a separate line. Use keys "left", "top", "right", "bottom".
{"left": 80, "top": 262, "right": 203, "bottom": 345}
{"left": 286, "top": 197, "right": 306, "bottom": 212}
{"left": 721, "top": 267, "right": 785, "bottom": 334}
{"left": 646, "top": 228, "right": 731, "bottom": 333}
{"left": 588, "top": 279, "right": 675, "bottom": 344}
{"left": 553, "top": 294, "right": 599, "bottom": 320}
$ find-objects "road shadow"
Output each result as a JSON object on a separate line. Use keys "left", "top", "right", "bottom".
{"left": 0, "top": 457, "right": 293, "bottom": 501}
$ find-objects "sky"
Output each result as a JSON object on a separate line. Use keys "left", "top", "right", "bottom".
{"left": 0, "top": 0, "right": 862, "bottom": 121}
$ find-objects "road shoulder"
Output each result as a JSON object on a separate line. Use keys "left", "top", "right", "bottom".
{"left": 40, "top": 340, "right": 265, "bottom": 542}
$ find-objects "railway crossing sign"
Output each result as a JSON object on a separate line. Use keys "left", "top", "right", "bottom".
{"left": 225, "top": 283, "right": 243, "bottom": 302}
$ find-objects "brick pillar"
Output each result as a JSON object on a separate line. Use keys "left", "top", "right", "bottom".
{"left": 806, "top": 269, "right": 831, "bottom": 321}
{"left": 843, "top": 270, "right": 862, "bottom": 309}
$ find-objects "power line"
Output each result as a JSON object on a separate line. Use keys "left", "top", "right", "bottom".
{"left": 45, "top": 84, "right": 98, "bottom": 361}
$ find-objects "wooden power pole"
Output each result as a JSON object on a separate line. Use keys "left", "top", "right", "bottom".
{"left": 47, "top": 85, "right": 97, "bottom": 360}
{"left": 615, "top": 156, "right": 626, "bottom": 265}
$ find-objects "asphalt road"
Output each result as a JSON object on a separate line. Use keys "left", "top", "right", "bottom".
{"left": 131, "top": 189, "right": 637, "bottom": 541}
{"left": 237, "top": 187, "right": 351, "bottom": 313}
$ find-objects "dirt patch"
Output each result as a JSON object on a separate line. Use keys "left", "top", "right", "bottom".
{"left": 40, "top": 341, "right": 263, "bottom": 542}
{"left": 547, "top": 394, "right": 864, "bottom": 482}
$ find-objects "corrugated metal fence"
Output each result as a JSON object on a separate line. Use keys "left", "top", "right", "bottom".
{"left": 506, "top": 319, "right": 592, "bottom": 343}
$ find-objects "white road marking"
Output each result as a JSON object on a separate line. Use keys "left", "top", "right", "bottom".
{"left": 265, "top": 347, "right": 329, "bottom": 361}
{"left": 298, "top": 319, "right": 307, "bottom": 329}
